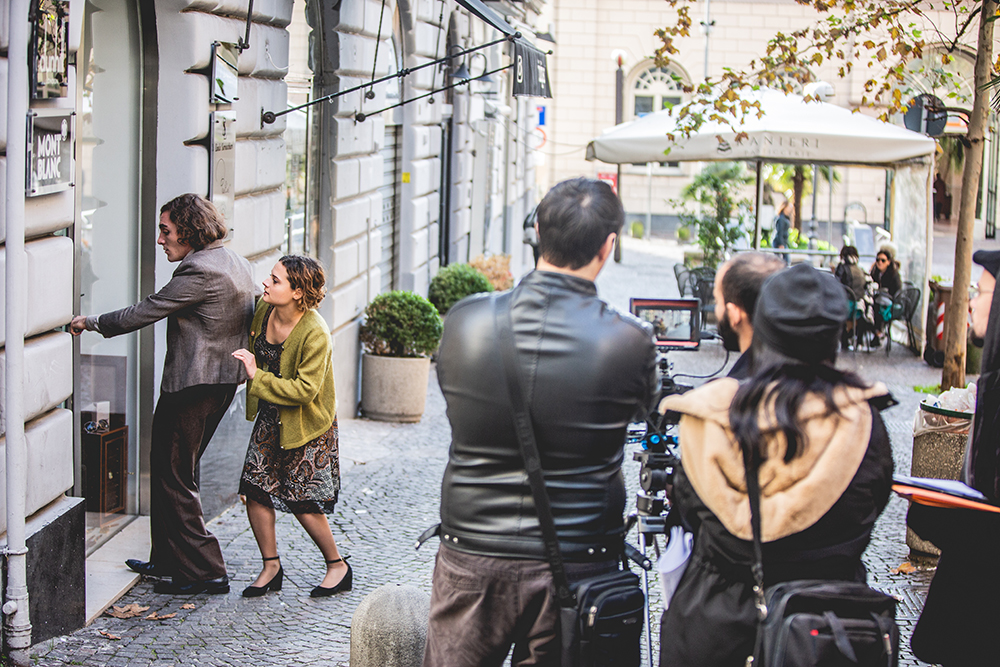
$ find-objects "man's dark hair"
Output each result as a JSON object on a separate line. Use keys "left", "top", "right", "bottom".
{"left": 536, "top": 178, "right": 623, "bottom": 270}
{"left": 721, "top": 252, "right": 785, "bottom": 322}
{"left": 160, "top": 194, "right": 228, "bottom": 250}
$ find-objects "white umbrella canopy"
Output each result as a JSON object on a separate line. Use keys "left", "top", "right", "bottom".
{"left": 586, "top": 89, "right": 936, "bottom": 166}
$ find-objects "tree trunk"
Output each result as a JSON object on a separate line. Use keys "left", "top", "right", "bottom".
{"left": 941, "top": 0, "right": 996, "bottom": 390}
{"left": 792, "top": 166, "right": 805, "bottom": 230}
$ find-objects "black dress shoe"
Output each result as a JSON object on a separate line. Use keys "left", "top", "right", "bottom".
{"left": 310, "top": 558, "right": 352, "bottom": 598}
{"left": 154, "top": 575, "right": 230, "bottom": 595}
{"left": 125, "top": 559, "right": 169, "bottom": 578}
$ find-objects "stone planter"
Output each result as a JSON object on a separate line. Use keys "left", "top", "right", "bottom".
{"left": 907, "top": 420, "right": 970, "bottom": 560}
{"left": 361, "top": 354, "right": 431, "bottom": 423}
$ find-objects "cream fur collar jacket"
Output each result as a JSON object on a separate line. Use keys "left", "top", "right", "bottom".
{"left": 660, "top": 377, "right": 890, "bottom": 543}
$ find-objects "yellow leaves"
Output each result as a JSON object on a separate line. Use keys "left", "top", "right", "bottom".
{"left": 181, "top": 603, "right": 196, "bottom": 610}
{"left": 891, "top": 561, "right": 918, "bottom": 575}
{"left": 810, "top": 53, "right": 824, "bottom": 65}
{"left": 863, "top": 39, "right": 876, "bottom": 49}
{"left": 735, "top": 131, "right": 750, "bottom": 144}
{"left": 105, "top": 604, "right": 149, "bottom": 619}
{"left": 876, "top": 46, "right": 887, "bottom": 61}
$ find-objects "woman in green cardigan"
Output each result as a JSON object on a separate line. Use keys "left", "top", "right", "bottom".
{"left": 231, "top": 255, "right": 350, "bottom": 598}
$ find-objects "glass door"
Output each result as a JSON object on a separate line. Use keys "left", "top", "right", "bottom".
{"left": 77, "top": 0, "right": 142, "bottom": 551}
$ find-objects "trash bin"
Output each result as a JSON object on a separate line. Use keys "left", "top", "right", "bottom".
{"left": 908, "top": 401, "right": 972, "bottom": 559}
{"left": 924, "top": 280, "right": 951, "bottom": 367}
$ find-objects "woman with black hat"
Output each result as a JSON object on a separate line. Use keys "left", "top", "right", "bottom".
{"left": 657, "top": 263, "right": 895, "bottom": 667}
{"left": 908, "top": 250, "right": 1000, "bottom": 666}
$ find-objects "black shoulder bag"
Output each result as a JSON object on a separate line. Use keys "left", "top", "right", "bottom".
{"left": 742, "top": 440, "right": 899, "bottom": 667}
{"left": 494, "top": 292, "right": 645, "bottom": 667}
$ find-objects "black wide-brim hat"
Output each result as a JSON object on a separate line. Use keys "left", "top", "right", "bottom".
{"left": 753, "top": 263, "right": 849, "bottom": 362}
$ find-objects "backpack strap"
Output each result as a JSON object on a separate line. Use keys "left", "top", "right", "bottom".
{"left": 742, "top": 439, "right": 767, "bottom": 666}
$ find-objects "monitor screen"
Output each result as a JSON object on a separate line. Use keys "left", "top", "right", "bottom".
{"left": 630, "top": 298, "right": 701, "bottom": 349}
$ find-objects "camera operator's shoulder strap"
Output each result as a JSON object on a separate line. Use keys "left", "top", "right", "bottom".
{"left": 493, "top": 291, "right": 576, "bottom": 608}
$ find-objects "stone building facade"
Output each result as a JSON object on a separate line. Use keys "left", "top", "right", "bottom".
{"left": 0, "top": 0, "right": 544, "bottom": 650}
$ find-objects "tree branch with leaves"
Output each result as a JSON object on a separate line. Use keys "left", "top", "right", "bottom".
{"left": 654, "top": 0, "right": 999, "bottom": 388}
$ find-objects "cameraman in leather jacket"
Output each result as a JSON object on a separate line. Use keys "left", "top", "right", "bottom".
{"left": 422, "top": 178, "right": 658, "bottom": 667}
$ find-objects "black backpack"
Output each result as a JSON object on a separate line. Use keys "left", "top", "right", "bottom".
{"left": 743, "top": 445, "right": 899, "bottom": 667}
{"left": 759, "top": 580, "right": 898, "bottom": 666}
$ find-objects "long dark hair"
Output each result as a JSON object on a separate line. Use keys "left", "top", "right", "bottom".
{"left": 729, "top": 340, "right": 868, "bottom": 463}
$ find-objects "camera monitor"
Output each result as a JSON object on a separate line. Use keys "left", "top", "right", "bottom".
{"left": 630, "top": 298, "right": 701, "bottom": 350}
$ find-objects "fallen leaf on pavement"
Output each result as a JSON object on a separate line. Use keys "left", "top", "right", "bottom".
{"left": 144, "top": 612, "right": 177, "bottom": 620}
{"left": 891, "top": 561, "right": 917, "bottom": 575}
{"left": 181, "top": 603, "right": 196, "bottom": 610}
{"left": 99, "top": 630, "right": 121, "bottom": 640}
{"left": 105, "top": 604, "right": 149, "bottom": 619}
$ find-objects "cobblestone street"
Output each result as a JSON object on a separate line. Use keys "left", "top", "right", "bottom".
{"left": 37, "top": 237, "right": 944, "bottom": 666}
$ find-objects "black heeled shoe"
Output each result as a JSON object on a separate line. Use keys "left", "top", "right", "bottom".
{"left": 310, "top": 557, "right": 352, "bottom": 598}
{"left": 242, "top": 556, "right": 283, "bottom": 598}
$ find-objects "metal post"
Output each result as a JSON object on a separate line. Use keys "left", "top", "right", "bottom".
{"left": 646, "top": 162, "right": 653, "bottom": 241}
{"left": 4, "top": 0, "right": 34, "bottom": 662}
{"left": 615, "top": 56, "right": 626, "bottom": 260}
{"left": 809, "top": 165, "right": 819, "bottom": 250}
{"left": 702, "top": 0, "right": 712, "bottom": 80}
{"left": 828, "top": 171, "right": 834, "bottom": 245}
{"left": 754, "top": 161, "right": 764, "bottom": 249}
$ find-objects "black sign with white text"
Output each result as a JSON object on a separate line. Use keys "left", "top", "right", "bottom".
{"left": 512, "top": 40, "right": 551, "bottom": 99}
{"left": 27, "top": 109, "right": 75, "bottom": 196}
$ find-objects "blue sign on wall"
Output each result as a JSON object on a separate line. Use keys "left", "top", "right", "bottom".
{"left": 537, "top": 106, "right": 546, "bottom": 126}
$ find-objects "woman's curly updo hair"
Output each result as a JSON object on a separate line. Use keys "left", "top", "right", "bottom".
{"left": 160, "top": 194, "right": 228, "bottom": 250}
{"left": 280, "top": 255, "right": 327, "bottom": 310}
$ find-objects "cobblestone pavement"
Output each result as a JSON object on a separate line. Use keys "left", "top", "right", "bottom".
{"left": 36, "top": 237, "right": 944, "bottom": 666}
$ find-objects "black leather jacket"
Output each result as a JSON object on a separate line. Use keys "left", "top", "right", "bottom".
{"left": 435, "top": 270, "right": 657, "bottom": 561}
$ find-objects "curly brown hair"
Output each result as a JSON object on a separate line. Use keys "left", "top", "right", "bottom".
{"left": 280, "top": 255, "right": 327, "bottom": 310}
{"left": 159, "top": 194, "right": 228, "bottom": 250}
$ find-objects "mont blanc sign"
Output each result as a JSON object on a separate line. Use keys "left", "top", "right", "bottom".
{"left": 27, "top": 109, "right": 75, "bottom": 197}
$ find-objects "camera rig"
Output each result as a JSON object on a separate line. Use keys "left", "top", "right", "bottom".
{"left": 626, "top": 297, "right": 708, "bottom": 666}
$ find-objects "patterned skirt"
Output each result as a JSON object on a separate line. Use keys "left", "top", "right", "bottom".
{"left": 239, "top": 400, "right": 340, "bottom": 515}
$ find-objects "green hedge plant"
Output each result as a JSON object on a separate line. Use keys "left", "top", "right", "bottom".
{"left": 360, "top": 291, "right": 443, "bottom": 358}
{"left": 428, "top": 263, "right": 494, "bottom": 315}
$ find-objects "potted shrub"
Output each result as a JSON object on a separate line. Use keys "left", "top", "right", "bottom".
{"left": 359, "top": 291, "right": 443, "bottom": 423}
{"left": 469, "top": 254, "right": 514, "bottom": 291}
{"left": 428, "top": 263, "right": 494, "bottom": 315}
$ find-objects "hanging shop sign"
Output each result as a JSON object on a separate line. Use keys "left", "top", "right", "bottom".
{"left": 31, "top": 0, "right": 69, "bottom": 99}
{"left": 211, "top": 42, "right": 240, "bottom": 105}
{"left": 512, "top": 40, "right": 550, "bottom": 98}
{"left": 209, "top": 111, "right": 236, "bottom": 226}
{"left": 26, "top": 109, "right": 75, "bottom": 197}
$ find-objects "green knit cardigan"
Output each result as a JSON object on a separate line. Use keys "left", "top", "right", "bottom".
{"left": 245, "top": 300, "right": 337, "bottom": 449}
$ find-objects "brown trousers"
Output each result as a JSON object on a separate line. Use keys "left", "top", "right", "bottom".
{"left": 148, "top": 384, "right": 236, "bottom": 582}
{"left": 423, "top": 545, "right": 617, "bottom": 667}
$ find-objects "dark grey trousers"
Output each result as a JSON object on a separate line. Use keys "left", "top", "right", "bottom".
{"left": 148, "top": 384, "right": 236, "bottom": 583}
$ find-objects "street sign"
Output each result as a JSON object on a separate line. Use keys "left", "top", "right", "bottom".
{"left": 597, "top": 172, "right": 618, "bottom": 195}
{"left": 904, "top": 94, "right": 948, "bottom": 137}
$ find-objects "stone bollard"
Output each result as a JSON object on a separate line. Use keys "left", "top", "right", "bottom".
{"left": 350, "top": 584, "right": 430, "bottom": 667}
